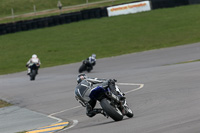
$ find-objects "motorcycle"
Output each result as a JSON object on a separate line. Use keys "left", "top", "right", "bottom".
{"left": 79, "top": 60, "right": 93, "bottom": 73}
{"left": 29, "top": 63, "right": 39, "bottom": 81}
{"left": 75, "top": 80, "right": 133, "bottom": 121}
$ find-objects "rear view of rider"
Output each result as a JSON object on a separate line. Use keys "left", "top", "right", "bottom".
{"left": 75, "top": 73, "right": 125, "bottom": 118}
{"left": 26, "top": 54, "right": 41, "bottom": 75}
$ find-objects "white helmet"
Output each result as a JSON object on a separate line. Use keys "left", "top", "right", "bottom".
{"left": 77, "top": 73, "right": 87, "bottom": 84}
{"left": 32, "top": 54, "right": 37, "bottom": 58}
{"left": 92, "top": 54, "right": 96, "bottom": 58}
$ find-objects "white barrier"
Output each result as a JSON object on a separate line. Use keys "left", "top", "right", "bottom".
{"left": 107, "top": 1, "right": 151, "bottom": 17}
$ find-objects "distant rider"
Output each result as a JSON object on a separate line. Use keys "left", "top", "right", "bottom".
{"left": 84, "top": 54, "right": 96, "bottom": 70}
{"left": 26, "top": 54, "right": 41, "bottom": 75}
{"left": 75, "top": 73, "right": 125, "bottom": 118}
{"left": 87, "top": 54, "right": 96, "bottom": 66}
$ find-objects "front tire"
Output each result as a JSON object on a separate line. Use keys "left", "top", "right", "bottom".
{"left": 124, "top": 105, "right": 134, "bottom": 118}
{"left": 79, "top": 64, "right": 86, "bottom": 73}
{"left": 87, "top": 67, "right": 92, "bottom": 73}
{"left": 30, "top": 70, "right": 36, "bottom": 81}
{"left": 100, "top": 98, "right": 123, "bottom": 121}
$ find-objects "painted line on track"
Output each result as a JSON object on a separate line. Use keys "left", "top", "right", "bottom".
{"left": 116, "top": 83, "right": 144, "bottom": 94}
{"left": 26, "top": 122, "right": 69, "bottom": 133}
{"left": 49, "top": 82, "right": 144, "bottom": 117}
{"left": 26, "top": 82, "right": 144, "bottom": 133}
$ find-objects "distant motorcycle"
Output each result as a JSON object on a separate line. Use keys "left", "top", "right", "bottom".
{"left": 75, "top": 80, "right": 134, "bottom": 121}
{"left": 29, "top": 63, "right": 39, "bottom": 81}
{"left": 79, "top": 60, "right": 93, "bottom": 73}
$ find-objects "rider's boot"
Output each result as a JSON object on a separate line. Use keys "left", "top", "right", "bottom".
{"left": 86, "top": 106, "right": 108, "bottom": 118}
{"left": 93, "top": 108, "right": 108, "bottom": 118}
{"left": 27, "top": 68, "right": 31, "bottom": 75}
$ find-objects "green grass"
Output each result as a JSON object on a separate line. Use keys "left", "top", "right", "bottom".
{"left": 0, "top": 0, "right": 134, "bottom": 17}
{"left": 0, "top": 4, "right": 200, "bottom": 75}
{"left": 0, "top": 0, "right": 100, "bottom": 17}
{"left": 0, "top": 0, "right": 136, "bottom": 24}
{"left": 0, "top": 99, "right": 12, "bottom": 108}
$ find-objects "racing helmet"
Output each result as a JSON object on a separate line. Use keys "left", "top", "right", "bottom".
{"left": 32, "top": 54, "right": 37, "bottom": 58}
{"left": 77, "top": 73, "right": 87, "bottom": 84}
{"left": 92, "top": 54, "right": 96, "bottom": 59}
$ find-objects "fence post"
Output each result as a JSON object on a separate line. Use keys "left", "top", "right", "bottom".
{"left": 86, "top": 0, "right": 88, "bottom": 7}
{"left": 33, "top": 5, "right": 37, "bottom": 15}
{"left": 11, "top": 8, "right": 15, "bottom": 20}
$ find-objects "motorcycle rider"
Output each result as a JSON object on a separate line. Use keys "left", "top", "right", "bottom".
{"left": 85, "top": 54, "right": 96, "bottom": 70}
{"left": 26, "top": 54, "right": 41, "bottom": 75}
{"left": 75, "top": 73, "right": 125, "bottom": 118}
{"left": 79, "top": 54, "right": 96, "bottom": 73}
{"left": 87, "top": 54, "right": 96, "bottom": 66}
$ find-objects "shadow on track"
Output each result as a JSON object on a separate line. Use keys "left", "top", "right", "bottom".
{"left": 77, "top": 117, "right": 132, "bottom": 130}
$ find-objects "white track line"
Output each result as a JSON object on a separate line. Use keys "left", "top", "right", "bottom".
{"left": 48, "top": 82, "right": 144, "bottom": 130}
{"left": 116, "top": 83, "right": 144, "bottom": 94}
{"left": 49, "top": 106, "right": 81, "bottom": 117}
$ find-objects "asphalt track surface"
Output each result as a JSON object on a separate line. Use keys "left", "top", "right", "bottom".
{"left": 0, "top": 43, "right": 200, "bottom": 133}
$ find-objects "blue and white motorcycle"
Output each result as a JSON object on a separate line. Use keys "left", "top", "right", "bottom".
{"left": 75, "top": 79, "right": 133, "bottom": 121}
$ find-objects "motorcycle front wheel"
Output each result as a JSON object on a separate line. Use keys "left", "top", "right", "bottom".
{"left": 30, "top": 70, "right": 36, "bottom": 81}
{"left": 79, "top": 64, "right": 86, "bottom": 73}
{"left": 100, "top": 98, "right": 123, "bottom": 121}
{"left": 124, "top": 105, "right": 134, "bottom": 118}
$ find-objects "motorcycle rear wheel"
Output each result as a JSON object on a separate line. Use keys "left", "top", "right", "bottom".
{"left": 100, "top": 98, "right": 123, "bottom": 121}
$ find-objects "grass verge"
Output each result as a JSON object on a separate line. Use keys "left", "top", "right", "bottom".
{"left": 0, "top": 99, "right": 12, "bottom": 108}
{"left": 0, "top": 0, "right": 104, "bottom": 17}
{"left": 0, "top": 0, "right": 136, "bottom": 24}
{"left": 0, "top": 4, "right": 200, "bottom": 75}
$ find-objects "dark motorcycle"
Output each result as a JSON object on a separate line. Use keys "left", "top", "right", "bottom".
{"left": 75, "top": 80, "right": 133, "bottom": 121}
{"left": 29, "top": 63, "right": 39, "bottom": 81}
{"left": 79, "top": 60, "right": 93, "bottom": 73}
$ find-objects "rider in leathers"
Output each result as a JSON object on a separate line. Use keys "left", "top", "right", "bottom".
{"left": 84, "top": 54, "right": 96, "bottom": 71}
{"left": 75, "top": 74, "right": 125, "bottom": 117}
{"left": 26, "top": 54, "right": 41, "bottom": 75}
{"left": 87, "top": 54, "right": 96, "bottom": 66}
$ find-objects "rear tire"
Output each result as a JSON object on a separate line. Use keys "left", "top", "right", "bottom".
{"left": 100, "top": 98, "right": 123, "bottom": 121}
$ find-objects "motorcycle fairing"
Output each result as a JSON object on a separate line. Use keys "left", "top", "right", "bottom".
{"left": 89, "top": 86, "right": 106, "bottom": 100}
